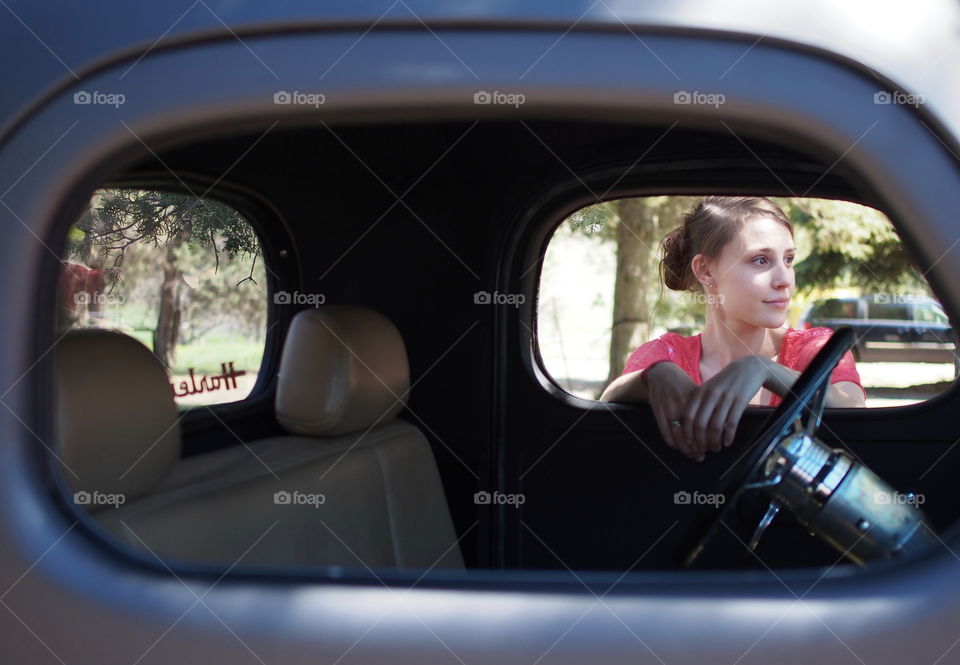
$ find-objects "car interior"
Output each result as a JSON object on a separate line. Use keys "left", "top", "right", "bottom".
{"left": 50, "top": 119, "right": 960, "bottom": 576}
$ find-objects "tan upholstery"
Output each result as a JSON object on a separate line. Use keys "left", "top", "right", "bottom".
{"left": 56, "top": 307, "right": 463, "bottom": 570}
{"left": 55, "top": 329, "right": 180, "bottom": 502}
{"left": 276, "top": 306, "right": 409, "bottom": 436}
{"left": 98, "top": 421, "right": 463, "bottom": 568}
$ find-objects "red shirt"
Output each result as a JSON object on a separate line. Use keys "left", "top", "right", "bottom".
{"left": 621, "top": 327, "right": 866, "bottom": 407}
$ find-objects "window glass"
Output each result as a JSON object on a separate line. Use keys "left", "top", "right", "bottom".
{"left": 815, "top": 299, "right": 859, "bottom": 319}
{"left": 915, "top": 303, "right": 949, "bottom": 324}
{"left": 58, "top": 188, "right": 267, "bottom": 406}
{"left": 538, "top": 196, "right": 957, "bottom": 407}
{"left": 867, "top": 301, "right": 910, "bottom": 320}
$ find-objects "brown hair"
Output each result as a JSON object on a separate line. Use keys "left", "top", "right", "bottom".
{"left": 659, "top": 196, "right": 793, "bottom": 292}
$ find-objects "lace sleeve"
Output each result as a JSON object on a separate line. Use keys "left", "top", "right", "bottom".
{"left": 795, "top": 328, "right": 866, "bottom": 398}
{"left": 621, "top": 338, "right": 675, "bottom": 376}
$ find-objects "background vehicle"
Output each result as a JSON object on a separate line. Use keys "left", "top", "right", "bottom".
{"left": 800, "top": 295, "right": 957, "bottom": 363}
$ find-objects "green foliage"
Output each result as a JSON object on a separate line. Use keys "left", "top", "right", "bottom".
{"left": 72, "top": 189, "right": 260, "bottom": 264}
{"left": 774, "top": 197, "right": 928, "bottom": 297}
{"left": 565, "top": 201, "right": 617, "bottom": 240}
{"left": 64, "top": 188, "right": 267, "bottom": 374}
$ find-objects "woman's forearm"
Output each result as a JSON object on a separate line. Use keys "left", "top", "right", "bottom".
{"left": 601, "top": 362, "right": 685, "bottom": 402}
{"left": 759, "top": 356, "right": 864, "bottom": 407}
{"left": 598, "top": 370, "right": 649, "bottom": 402}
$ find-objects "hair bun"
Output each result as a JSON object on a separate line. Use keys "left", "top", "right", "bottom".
{"left": 660, "top": 225, "right": 692, "bottom": 291}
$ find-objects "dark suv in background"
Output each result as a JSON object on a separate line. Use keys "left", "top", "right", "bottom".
{"left": 800, "top": 295, "right": 957, "bottom": 363}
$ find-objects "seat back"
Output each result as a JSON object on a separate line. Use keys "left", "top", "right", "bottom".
{"left": 56, "top": 308, "right": 463, "bottom": 569}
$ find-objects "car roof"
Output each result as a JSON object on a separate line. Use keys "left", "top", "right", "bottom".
{"left": 2, "top": 1, "right": 960, "bottom": 143}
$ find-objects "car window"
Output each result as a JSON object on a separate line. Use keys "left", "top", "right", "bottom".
{"left": 57, "top": 188, "right": 267, "bottom": 406}
{"left": 867, "top": 300, "right": 910, "bottom": 320}
{"left": 915, "top": 303, "right": 949, "bottom": 324}
{"left": 538, "top": 196, "right": 957, "bottom": 408}
{"left": 813, "top": 299, "right": 858, "bottom": 319}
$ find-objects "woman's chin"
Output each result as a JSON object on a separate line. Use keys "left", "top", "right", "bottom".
{"left": 753, "top": 312, "right": 788, "bottom": 328}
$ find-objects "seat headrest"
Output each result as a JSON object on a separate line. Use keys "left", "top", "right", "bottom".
{"left": 276, "top": 306, "right": 410, "bottom": 437}
{"left": 56, "top": 329, "right": 181, "bottom": 505}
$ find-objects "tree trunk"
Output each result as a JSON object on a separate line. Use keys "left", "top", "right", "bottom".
{"left": 607, "top": 198, "right": 660, "bottom": 386}
{"left": 605, "top": 197, "right": 699, "bottom": 390}
{"left": 154, "top": 235, "right": 185, "bottom": 368}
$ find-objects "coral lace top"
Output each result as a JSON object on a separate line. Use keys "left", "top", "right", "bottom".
{"left": 621, "top": 327, "right": 866, "bottom": 407}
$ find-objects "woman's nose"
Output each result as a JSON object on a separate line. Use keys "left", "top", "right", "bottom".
{"left": 772, "top": 261, "right": 793, "bottom": 288}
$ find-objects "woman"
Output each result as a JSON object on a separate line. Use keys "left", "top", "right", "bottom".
{"left": 599, "top": 196, "right": 866, "bottom": 462}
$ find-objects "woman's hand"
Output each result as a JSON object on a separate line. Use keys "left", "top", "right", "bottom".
{"left": 643, "top": 362, "right": 700, "bottom": 455}
{"left": 679, "top": 355, "right": 772, "bottom": 460}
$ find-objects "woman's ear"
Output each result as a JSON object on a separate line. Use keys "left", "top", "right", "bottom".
{"left": 691, "top": 254, "right": 714, "bottom": 288}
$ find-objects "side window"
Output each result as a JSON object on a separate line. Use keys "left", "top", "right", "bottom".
{"left": 537, "top": 196, "right": 956, "bottom": 407}
{"left": 816, "top": 299, "right": 858, "bottom": 319}
{"left": 867, "top": 300, "right": 910, "bottom": 320}
{"left": 57, "top": 188, "right": 268, "bottom": 406}
{"left": 915, "top": 303, "right": 949, "bottom": 324}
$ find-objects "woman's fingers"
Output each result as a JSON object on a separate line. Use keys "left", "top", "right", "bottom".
{"left": 706, "top": 391, "right": 737, "bottom": 452}
{"left": 652, "top": 407, "right": 677, "bottom": 450}
{"left": 692, "top": 387, "right": 725, "bottom": 453}
{"left": 723, "top": 395, "right": 750, "bottom": 448}
{"left": 681, "top": 392, "right": 703, "bottom": 459}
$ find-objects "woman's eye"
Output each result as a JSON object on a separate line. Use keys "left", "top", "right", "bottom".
{"left": 752, "top": 256, "right": 767, "bottom": 265}
{"left": 785, "top": 255, "right": 796, "bottom": 265}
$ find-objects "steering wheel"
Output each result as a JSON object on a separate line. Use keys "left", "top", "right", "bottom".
{"left": 681, "top": 325, "right": 934, "bottom": 567}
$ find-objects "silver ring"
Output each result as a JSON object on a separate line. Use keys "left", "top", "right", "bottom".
{"left": 669, "top": 419, "right": 682, "bottom": 428}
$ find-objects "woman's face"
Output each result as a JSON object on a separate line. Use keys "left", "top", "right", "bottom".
{"left": 700, "top": 214, "right": 796, "bottom": 329}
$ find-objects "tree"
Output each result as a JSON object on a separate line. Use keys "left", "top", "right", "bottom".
{"left": 69, "top": 189, "right": 262, "bottom": 368}
{"left": 774, "top": 197, "right": 930, "bottom": 297}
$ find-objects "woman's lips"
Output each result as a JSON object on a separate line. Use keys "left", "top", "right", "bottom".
{"left": 764, "top": 299, "right": 789, "bottom": 309}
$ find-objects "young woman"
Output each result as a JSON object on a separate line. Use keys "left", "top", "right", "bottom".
{"left": 599, "top": 196, "right": 866, "bottom": 462}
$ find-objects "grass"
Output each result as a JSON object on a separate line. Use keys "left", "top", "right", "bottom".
{"left": 126, "top": 329, "right": 265, "bottom": 375}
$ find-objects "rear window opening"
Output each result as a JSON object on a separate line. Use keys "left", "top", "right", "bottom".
{"left": 57, "top": 188, "right": 268, "bottom": 407}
